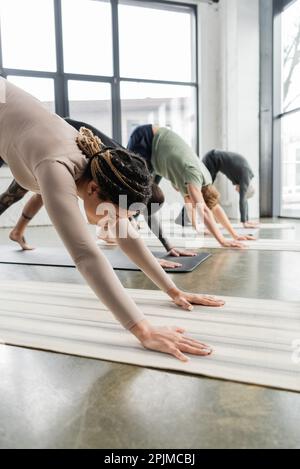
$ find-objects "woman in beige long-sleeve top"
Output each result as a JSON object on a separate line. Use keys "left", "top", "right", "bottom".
{"left": 0, "top": 77, "right": 224, "bottom": 361}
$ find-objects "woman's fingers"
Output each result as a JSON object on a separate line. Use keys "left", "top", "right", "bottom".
{"left": 172, "top": 326, "right": 186, "bottom": 334}
{"left": 179, "top": 343, "right": 212, "bottom": 356}
{"left": 180, "top": 250, "right": 197, "bottom": 257}
{"left": 180, "top": 337, "right": 212, "bottom": 349}
{"left": 190, "top": 295, "right": 225, "bottom": 306}
{"left": 171, "top": 347, "right": 189, "bottom": 362}
{"left": 174, "top": 294, "right": 225, "bottom": 309}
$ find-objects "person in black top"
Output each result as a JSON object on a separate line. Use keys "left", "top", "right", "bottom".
{"left": 202, "top": 150, "right": 257, "bottom": 228}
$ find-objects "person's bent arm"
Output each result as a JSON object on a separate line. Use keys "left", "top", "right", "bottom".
{"left": 187, "top": 184, "right": 245, "bottom": 249}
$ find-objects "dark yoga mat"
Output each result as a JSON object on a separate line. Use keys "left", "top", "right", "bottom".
{"left": 0, "top": 245, "right": 211, "bottom": 273}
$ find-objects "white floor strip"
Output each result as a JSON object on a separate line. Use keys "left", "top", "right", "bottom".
{"left": 140, "top": 222, "right": 296, "bottom": 234}
{"left": 141, "top": 236, "right": 300, "bottom": 251}
{"left": 0, "top": 281, "right": 299, "bottom": 391}
{"left": 232, "top": 222, "right": 296, "bottom": 230}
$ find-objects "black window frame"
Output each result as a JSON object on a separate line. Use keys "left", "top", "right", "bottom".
{"left": 0, "top": 0, "right": 199, "bottom": 150}
{"left": 260, "top": 0, "right": 300, "bottom": 217}
{"left": 273, "top": 0, "right": 300, "bottom": 217}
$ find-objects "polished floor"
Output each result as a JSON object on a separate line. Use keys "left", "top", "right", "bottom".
{"left": 0, "top": 219, "right": 300, "bottom": 449}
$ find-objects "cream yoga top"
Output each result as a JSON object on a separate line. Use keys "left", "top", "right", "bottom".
{"left": 0, "top": 78, "right": 176, "bottom": 329}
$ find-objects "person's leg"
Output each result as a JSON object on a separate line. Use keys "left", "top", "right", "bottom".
{"left": 9, "top": 194, "right": 44, "bottom": 250}
{"left": 64, "top": 118, "right": 122, "bottom": 149}
{"left": 0, "top": 179, "right": 28, "bottom": 216}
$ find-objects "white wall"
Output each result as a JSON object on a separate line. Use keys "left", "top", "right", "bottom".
{"left": 218, "top": 0, "right": 260, "bottom": 219}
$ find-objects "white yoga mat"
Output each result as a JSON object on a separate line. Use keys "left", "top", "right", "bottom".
{"left": 232, "top": 222, "right": 296, "bottom": 230}
{"left": 0, "top": 281, "right": 299, "bottom": 392}
{"left": 139, "top": 222, "right": 296, "bottom": 236}
{"left": 142, "top": 236, "right": 300, "bottom": 251}
{"left": 138, "top": 224, "right": 258, "bottom": 238}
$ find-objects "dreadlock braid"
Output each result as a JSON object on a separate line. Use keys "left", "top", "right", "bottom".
{"left": 76, "top": 127, "right": 153, "bottom": 208}
{"left": 76, "top": 127, "right": 104, "bottom": 156}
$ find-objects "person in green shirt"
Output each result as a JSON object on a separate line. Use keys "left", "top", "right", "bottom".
{"left": 128, "top": 125, "right": 254, "bottom": 251}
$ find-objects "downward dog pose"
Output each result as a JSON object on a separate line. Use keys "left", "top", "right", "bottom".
{"left": 0, "top": 78, "right": 225, "bottom": 361}
{"left": 5, "top": 123, "right": 254, "bottom": 254}
{"left": 202, "top": 150, "right": 257, "bottom": 229}
{"left": 128, "top": 125, "right": 255, "bottom": 249}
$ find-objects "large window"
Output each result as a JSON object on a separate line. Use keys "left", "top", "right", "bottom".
{"left": 275, "top": 0, "right": 300, "bottom": 218}
{"left": 0, "top": 0, "right": 198, "bottom": 149}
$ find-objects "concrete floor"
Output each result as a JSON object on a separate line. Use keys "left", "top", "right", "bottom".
{"left": 0, "top": 219, "right": 300, "bottom": 449}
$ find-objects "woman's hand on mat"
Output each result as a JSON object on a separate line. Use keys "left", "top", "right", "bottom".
{"left": 234, "top": 234, "right": 256, "bottom": 241}
{"left": 158, "top": 259, "right": 182, "bottom": 269}
{"left": 9, "top": 230, "right": 35, "bottom": 251}
{"left": 131, "top": 320, "right": 213, "bottom": 362}
{"left": 168, "top": 248, "right": 198, "bottom": 257}
{"left": 220, "top": 238, "right": 247, "bottom": 249}
{"left": 243, "top": 221, "right": 259, "bottom": 229}
{"left": 167, "top": 287, "right": 225, "bottom": 309}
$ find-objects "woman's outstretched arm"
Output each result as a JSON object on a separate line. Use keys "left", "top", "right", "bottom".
{"left": 34, "top": 161, "right": 215, "bottom": 360}
{"left": 116, "top": 218, "right": 225, "bottom": 308}
{"left": 35, "top": 160, "right": 145, "bottom": 330}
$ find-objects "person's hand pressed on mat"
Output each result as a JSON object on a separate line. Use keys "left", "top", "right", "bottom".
{"left": 168, "top": 247, "right": 198, "bottom": 257}
{"left": 157, "top": 247, "right": 198, "bottom": 269}
{"left": 158, "top": 258, "right": 182, "bottom": 269}
{"left": 233, "top": 233, "right": 257, "bottom": 241}
{"left": 131, "top": 320, "right": 213, "bottom": 361}
{"left": 131, "top": 278, "right": 225, "bottom": 360}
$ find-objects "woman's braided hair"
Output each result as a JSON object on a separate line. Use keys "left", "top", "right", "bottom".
{"left": 76, "top": 127, "right": 153, "bottom": 208}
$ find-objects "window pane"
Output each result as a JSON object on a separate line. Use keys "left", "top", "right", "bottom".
{"left": 0, "top": 0, "right": 56, "bottom": 72}
{"left": 120, "top": 82, "right": 197, "bottom": 149}
{"left": 62, "top": 0, "right": 113, "bottom": 76}
{"left": 68, "top": 80, "right": 112, "bottom": 137}
{"left": 7, "top": 76, "right": 55, "bottom": 113}
{"left": 281, "top": 112, "right": 300, "bottom": 217}
{"left": 282, "top": 0, "right": 300, "bottom": 112}
{"left": 119, "top": 1, "right": 196, "bottom": 82}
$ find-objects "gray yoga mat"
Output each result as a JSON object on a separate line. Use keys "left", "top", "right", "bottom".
{"left": 0, "top": 245, "right": 211, "bottom": 273}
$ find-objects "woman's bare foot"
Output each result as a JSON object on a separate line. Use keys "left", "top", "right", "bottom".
{"left": 9, "top": 230, "right": 34, "bottom": 250}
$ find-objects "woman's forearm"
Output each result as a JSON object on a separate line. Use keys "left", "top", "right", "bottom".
{"left": 117, "top": 219, "right": 180, "bottom": 295}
